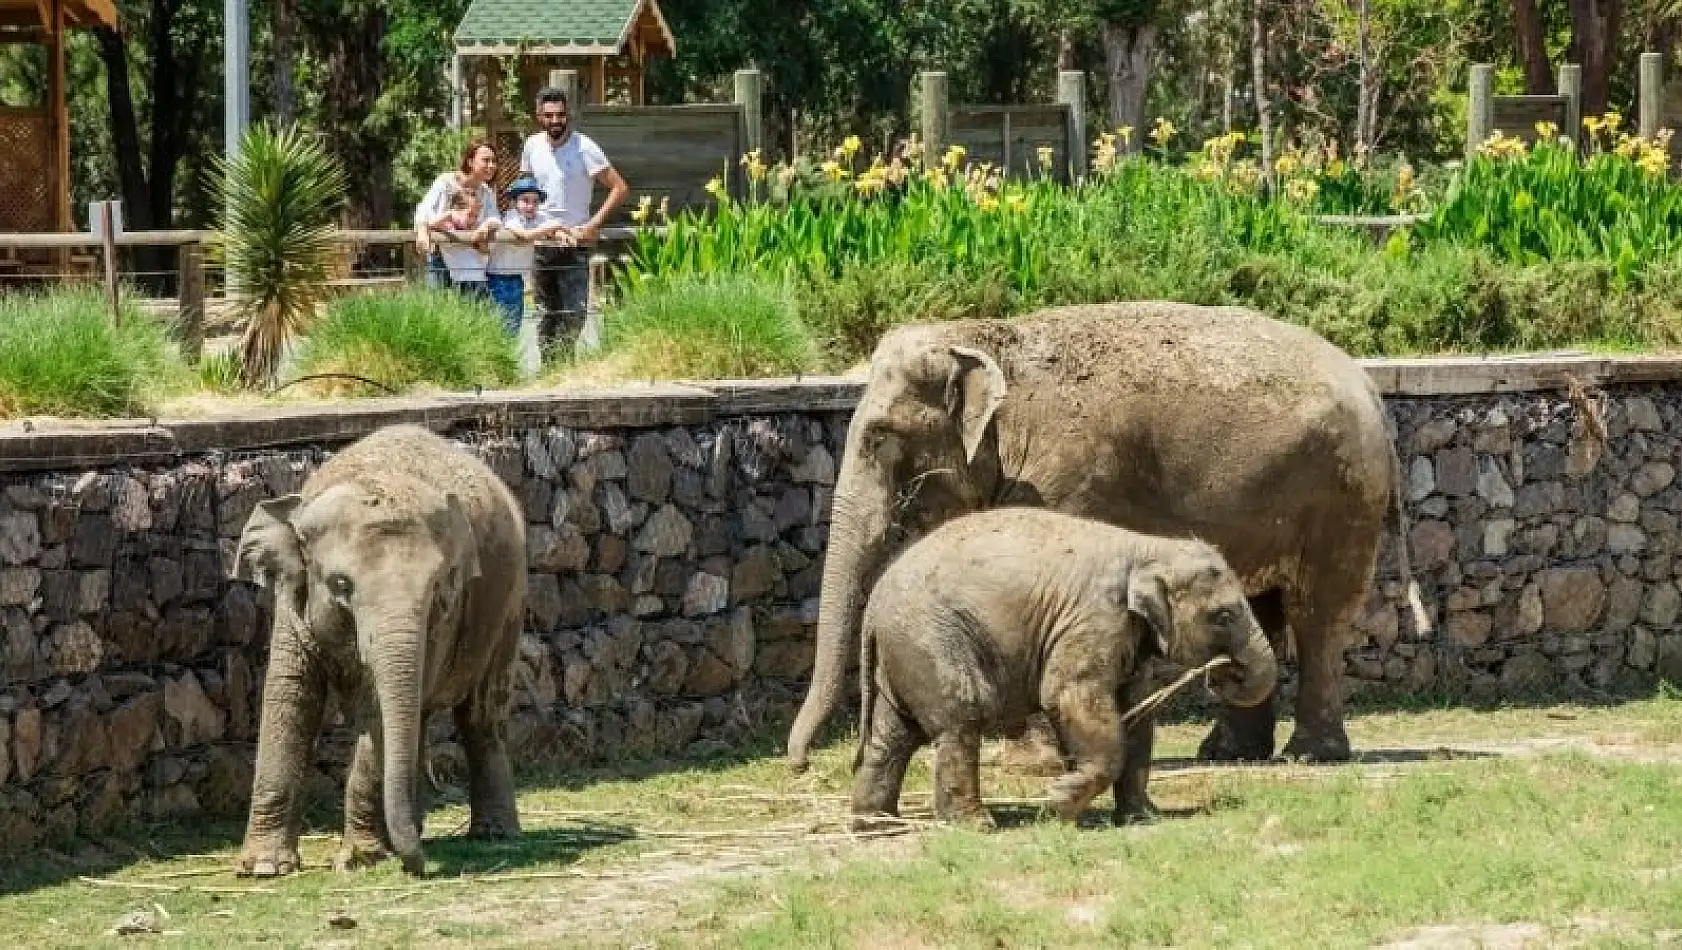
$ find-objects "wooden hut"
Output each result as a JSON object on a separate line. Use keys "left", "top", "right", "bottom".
{"left": 0, "top": 0, "right": 116, "bottom": 233}
{"left": 451, "top": 0, "right": 676, "bottom": 135}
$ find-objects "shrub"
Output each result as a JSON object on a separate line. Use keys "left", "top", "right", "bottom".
{"left": 213, "top": 122, "right": 348, "bottom": 387}
{"left": 587, "top": 273, "right": 818, "bottom": 379}
{"left": 0, "top": 286, "right": 182, "bottom": 418}
{"left": 293, "top": 288, "right": 519, "bottom": 395}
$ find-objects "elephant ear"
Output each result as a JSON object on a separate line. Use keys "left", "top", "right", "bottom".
{"left": 944, "top": 345, "right": 1006, "bottom": 465}
{"left": 428, "top": 492, "right": 482, "bottom": 585}
{"left": 233, "top": 495, "right": 307, "bottom": 600}
{"left": 1126, "top": 566, "right": 1173, "bottom": 659}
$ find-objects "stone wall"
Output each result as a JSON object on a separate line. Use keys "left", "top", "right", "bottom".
{"left": 1, "top": 363, "right": 1680, "bottom": 848}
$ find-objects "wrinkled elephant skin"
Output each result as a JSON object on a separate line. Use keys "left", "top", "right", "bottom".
{"left": 788, "top": 302, "right": 1430, "bottom": 771}
{"left": 230, "top": 424, "right": 527, "bottom": 878}
{"left": 852, "top": 508, "right": 1278, "bottom": 826}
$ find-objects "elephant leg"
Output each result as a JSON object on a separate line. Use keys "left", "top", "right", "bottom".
{"left": 1047, "top": 686, "right": 1123, "bottom": 824}
{"left": 1113, "top": 672, "right": 1158, "bottom": 825}
{"left": 995, "top": 713, "right": 1067, "bottom": 777}
{"left": 1198, "top": 589, "right": 1284, "bottom": 762}
{"left": 335, "top": 720, "right": 391, "bottom": 871}
{"left": 235, "top": 614, "right": 328, "bottom": 878}
{"left": 849, "top": 685, "right": 925, "bottom": 823}
{"left": 1281, "top": 567, "right": 1370, "bottom": 763}
{"left": 932, "top": 727, "right": 993, "bottom": 827}
{"left": 455, "top": 636, "right": 521, "bottom": 840}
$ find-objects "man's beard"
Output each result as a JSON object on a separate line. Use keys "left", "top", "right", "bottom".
{"left": 546, "top": 123, "right": 569, "bottom": 142}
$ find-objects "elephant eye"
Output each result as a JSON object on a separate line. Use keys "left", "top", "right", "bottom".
{"left": 1212, "top": 608, "right": 1236, "bottom": 627}
{"left": 328, "top": 574, "right": 354, "bottom": 599}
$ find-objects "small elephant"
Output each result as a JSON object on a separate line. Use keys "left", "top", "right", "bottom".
{"left": 851, "top": 507, "right": 1277, "bottom": 826}
{"left": 230, "top": 424, "right": 527, "bottom": 877}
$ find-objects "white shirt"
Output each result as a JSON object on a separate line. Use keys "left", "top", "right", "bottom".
{"left": 520, "top": 131, "right": 611, "bottom": 226}
{"left": 436, "top": 238, "right": 487, "bottom": 283}
{"left": 488, "top": 208, "right": 549, "bottom": 276}
{"left": 414, "top": 172, "right": 497, "bottom": 233}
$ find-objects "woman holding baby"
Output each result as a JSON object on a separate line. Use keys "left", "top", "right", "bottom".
{"left": 412, "top": 140, "right": 502, "bottom": 293}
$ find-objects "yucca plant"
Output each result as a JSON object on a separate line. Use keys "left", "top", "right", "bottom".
{"left": 212, "top": 122, "right": 347, "bottom": 387}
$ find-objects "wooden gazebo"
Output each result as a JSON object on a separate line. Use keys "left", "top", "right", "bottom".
{"left": 0, "top": 0, "right": 116, "bottom": 232}
{"left": 451, "top": 0, "right": 676, "bottom": 133}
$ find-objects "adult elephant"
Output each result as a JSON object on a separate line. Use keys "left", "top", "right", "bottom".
{"left": 785, "top": 301, "right": 1430, "bottom": 771}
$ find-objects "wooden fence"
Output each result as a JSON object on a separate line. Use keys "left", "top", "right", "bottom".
{"left": 919, "top": 70, "right": 1087, "bottom": 183}
{"left": 1465, "top": 63, "right": 1583, "bottom": 157}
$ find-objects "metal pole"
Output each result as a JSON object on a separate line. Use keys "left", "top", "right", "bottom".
{"left": 224, "top": 0, "right": 250, "bottom": 160}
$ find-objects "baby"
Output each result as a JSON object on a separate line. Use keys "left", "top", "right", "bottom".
{"left": 428, "top": 189, "right": 490, "bottom": 292}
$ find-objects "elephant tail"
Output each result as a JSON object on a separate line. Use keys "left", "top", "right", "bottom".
{"left": 1387, "top": 432, "right": 1434, "bottom": 638}
{"left": 853, "top": 622, "right": 878, "bottom": 773}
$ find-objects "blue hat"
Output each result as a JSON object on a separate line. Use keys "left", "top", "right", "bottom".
{"left": 506, "top": 176, "right": 547, "bottom": 201}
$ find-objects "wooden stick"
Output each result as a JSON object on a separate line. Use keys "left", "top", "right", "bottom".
{"left": 78, "top": 875, "right": 275, "bottom": 895}
{"left": 1122, "top": 656, "right": 1234, "bottom": 726}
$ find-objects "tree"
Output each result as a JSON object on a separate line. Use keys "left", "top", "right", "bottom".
{"left": 1096, "top": 0, "right": 1161, "bottom": 146}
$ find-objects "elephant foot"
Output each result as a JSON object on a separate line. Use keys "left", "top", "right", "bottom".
{"left": 333, "top": 837, "right": 391, "bottom": 872}
{"left": 1196, "top": 712, "right": 1277, "bottom": 763}
{"left": 467, "top": 813, "right": 522, "bottom": 840}
{"left": 1112, "top": 791, "right": 1159, "bottom": 827}
{"left": 1281, "top": 724, "right": 1353, "bottom": 763}
{"left": 234, "top": 837, "right": 303, "bottom": 878}
{"left": 940, "top": 807, "right": 998, "bottom": 831}
{"left": 848, "top": 811, "right": 903, "bottom": 833}
{"left": 992, "top": 734, "right": 1067, "bottom": 777}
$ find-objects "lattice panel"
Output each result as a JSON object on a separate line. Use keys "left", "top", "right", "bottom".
{"left": 0, "top": 110, "right": 51, "bottom": 232}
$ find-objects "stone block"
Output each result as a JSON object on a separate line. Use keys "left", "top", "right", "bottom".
{"left": 1634, "top": 462, "right": 1678, "bottom": 498}
{"left": 682, "top": 572, "right": 729, "bottom": 618}
{"left": 1539, "top": 568, "right": 1606, "bottom": 633}
{"left": 628, "top": 434, "right": 674, "bottom": 504}
{"left": 636, "top": 505, "right": 694, "bottom": 557}
{"left": 0, "top": 512, "right": 41, "bottom": 566}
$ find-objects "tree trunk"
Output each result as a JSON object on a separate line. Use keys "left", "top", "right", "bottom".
{"left": 1513, "top": 0, "right": 1554, "bottom": 95}
{"left": 273, "top": 0, "right": 297, "bottom": 125}
{"left": 1103, "top": 22, "right": 1157, "bottom": 151}
{"left": 1570, "top": 0, "right": 1625, "bottom": 118}
{"left": 93, "top": 27, "right": 153, "bottom": 230}
{"left": 311, "top": 3, "right": 395, "bottom": 229}
{"left": 1251, "top": 0, "right": 1275, "bottom": 189}
{"left": 1355, "top": 0, "right": 1377, "bottom": 153}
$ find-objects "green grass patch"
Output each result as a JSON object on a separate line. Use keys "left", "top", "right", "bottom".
{"left": 292, "top": 287, "right": 519, "bottom": 396}
{"left": 578, "top": 272, "right": 820, "bottom": 380}
{"left": 4, "top": 699, "right": 1682, "bottom": 948}
{"left": 0, "top": 285, "right": 183, "bottom": 418}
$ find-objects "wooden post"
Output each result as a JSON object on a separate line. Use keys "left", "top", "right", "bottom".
{"left": 1057, "top": 70, "right": 1087, "bottom": 181}
{"left": 47, "top": 0, "right": 69, "bottom": 232}
{"left": 1641, "top": 52, "right": 1664, "bottom": 140}
{"left": 589, "top": 56, "right": 607, "bottom": 105}
{"left": 1559, "top": 64, "right": 1583, "bottom": 152}
{"left": 450, "top": 53, "right": 465, "bottom": 129}
{"left": 402, "top": 241, "right": 425, "bottom": 284}
{"left": 549, "top": 68, "right": 582, "bottom": 116}
{"left": 177, "top": 242, "right": 205, "bottom": 364}
{"left": 1466, "top": 64, "right": 1494, "bottom": 160}
{"left": 98, "top": 202, "right": 120, "bottom": 327}
{"left": 734, "top": 69, "right": 764, "bottom": 156}
{"left": 920, "top": 71, "right": 949, "bottom": 167}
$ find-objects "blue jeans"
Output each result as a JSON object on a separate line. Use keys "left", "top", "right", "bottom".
{"left": 486, "top": 273, "right": 525, "bottom": 335}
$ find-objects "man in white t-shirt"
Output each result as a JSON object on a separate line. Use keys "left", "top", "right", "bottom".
{"left": 520, "top": 86, "right": 630, "bottom": 349}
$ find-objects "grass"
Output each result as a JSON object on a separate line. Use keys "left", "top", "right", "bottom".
{"left": 0, "top": 285, "right": 183, "bottom": 419}
{"left": 4, "top": 696, "right": 1682, "bottom": 948}
{"left": 291, "top": 287, "right": 519, "bottom": 396}
{"left": 569, "top": 273, "right": 819, "bottom": 381}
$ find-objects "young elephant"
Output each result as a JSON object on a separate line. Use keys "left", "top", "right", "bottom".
{"left": 852, "top": 507, "right": 1277, "bottom": 826}
{"left": 230, "top": 424, "right": 526, "bottom": 877}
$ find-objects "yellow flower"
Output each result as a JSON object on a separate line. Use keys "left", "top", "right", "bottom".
{"left": 657, "top": 196, "right": 670, "bottom": 222}
{"left": 900, "top": 134, "right": 925, "bottom": 165}
{"left": 1604, "top": 111, "right": 1623, "bottom": 133}
{"left": 1274, "top": 152, "right": 1301, "bottom": 177}
{"left": 977, "top": 195, "right": 1000, "bottom": 212}
{"left": 1092, "top": 132, "right": 1119, "bottom": 176}
{"left": 1036, "top": 145, "right": 1055, "bottom": 171}
{"left": 1004, "top": 193, "right": 1027, "bottom": 213}
{"left": 704, "top": 177, "right": 727, "bottom": 200}
{"left": 739, "top": 149, "right": 767, "bottom": 182}
{"left": 926, "top": 167, "right": 950, "bottom": 190}
{"left": 841, "top": 134, "right": 863, "bottom": 160}
{"left": 1511, "top": 190, "right": 1534, "bottom": 212}
{"left": 1116, "top": 125, "right": 1134, "bottom": 147}
{"left": 1615, "top": 134, "right": 1641, "bottom": 159}
{"left": 1284, "top": 177, "right": 1319, "bottom": 204}
{"left": 1327, "top": 158, "right": 1347, "bottom": 176}
{"left": 631, "top": 195, "right": 653, "bottom": 223}
{"left": 1535, "top": 120, "right": 1559, "bottom": 141}
{"left": 1639, "top": 148, "right": 1669, "bottom": 177}
{"left": 820, "top": 160, "right": 848, "bottom": 182}
{"left": 943, "top": 144, "right": 967, "bottom": 171}
{"left": 1229, "top": 159, "right": 1261, "bottom": 195}
{"left": 1476, "top": 130, "right": 1527, "bottom": 161}
{"left": 1189, "top": 158, "right": 1221, "bottom": 183}
{"left": 1150, "top": 117, "right": 1177, "bottom": 147}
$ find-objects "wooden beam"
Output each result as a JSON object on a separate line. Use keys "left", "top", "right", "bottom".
{"left": 48, "top": 0, "right": 68, "bottom": 231}
{"left": 590, "top": 55, "right": 606, "bottom": 105}
{"left": 34, "top": 0, "right": 51, "bottom": 31}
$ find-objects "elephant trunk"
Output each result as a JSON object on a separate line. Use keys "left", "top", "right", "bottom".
{"left": 367, "top": 612, "right": 428, "bottom": 875}
{"left": 786, "top": 466, "right": 895, "bottom": 771}
{"left": 1217, "top": 622, "right": 1279, "bottom": 709}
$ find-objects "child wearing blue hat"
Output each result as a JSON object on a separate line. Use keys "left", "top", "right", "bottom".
{"left": 487, "top": 176, "right": 562, "bottom": 336}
